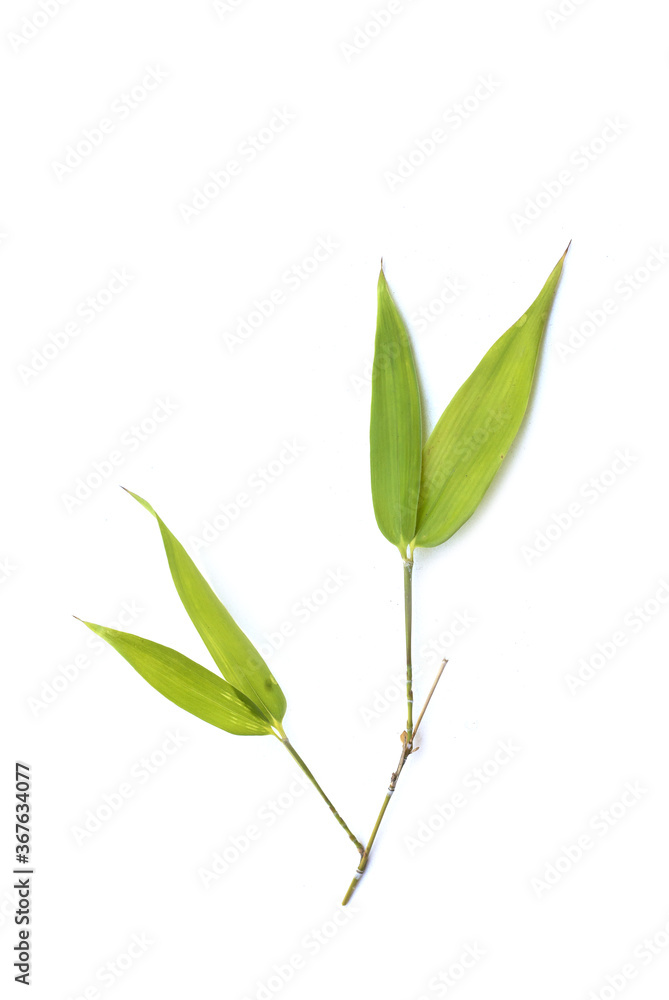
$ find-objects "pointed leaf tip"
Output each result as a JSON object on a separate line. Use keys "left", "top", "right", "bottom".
{"left": 413, "top": 249, "right": 567, "bottom": 549}
{"left": 370, "top": 269, "right": 422, "bottom": 553}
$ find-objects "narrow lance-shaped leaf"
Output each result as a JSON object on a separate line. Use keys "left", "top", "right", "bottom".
{"left": 370, "top": 264, "right": 422, "bottom": 554}
{"left": 414, "top": 246, "right": 569, "bottom": 549}
{"left": 124, "top": 490, "right": 287, "bottom": 728}
{"left": 77, "top": 621, "right": 274, "bottom": 737}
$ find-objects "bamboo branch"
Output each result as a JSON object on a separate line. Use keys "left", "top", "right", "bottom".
{"left": 341, "top": 658, "right": 448, "bottom": 904}
{"left": 279, "top": 737, "right": 365, "bottom": 856}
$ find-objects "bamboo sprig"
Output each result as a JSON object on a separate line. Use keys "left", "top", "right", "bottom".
{"left": 79, "top": 492, "right": 364, "bottom": 862}
{"left": 358, "top": 249, "right": 568, "bottom": 901}
{"left": 81, "top": 247, "right": 568, "bottom": 904}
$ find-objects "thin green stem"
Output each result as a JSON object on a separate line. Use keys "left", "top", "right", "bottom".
{"left": 279, "top": 736, "right": 364, "bottom": 855}
{"left": 341, "top": 657, "right": 448, "bottom": 906}
{"left": 342, "top": 742, "right": 405, "bottom": 905}
{"left": 404, "top": 556, "right": 414, "bottom": 747}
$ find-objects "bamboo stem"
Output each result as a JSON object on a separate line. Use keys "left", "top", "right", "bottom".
{"left": 342, "top": 657, "right": 448, "bottom": 905}
{"left": 342, "top": 742, "right": 405, "bottom": 905}
{"left": 404, "top": 556, "right": 414, "bottom": 747}
{"left": 280, "top": 736, "right": 365, "bottom": 855}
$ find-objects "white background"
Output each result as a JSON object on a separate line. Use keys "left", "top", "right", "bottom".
{"left": 3, "top": 1, "right": 668, "bottom": 998}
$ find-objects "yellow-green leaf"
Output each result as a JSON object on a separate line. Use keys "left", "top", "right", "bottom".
{"left": 370, "top": 265, "right": 422, "bottom": 554}
{"left": 124, "top": 490, "right": 287, "bottom": 728}
{"left": 78, "top": 621, "right": 274, "bottom": 737}
{"left": 414, "top": 247, "right": 569, "bottom": 549}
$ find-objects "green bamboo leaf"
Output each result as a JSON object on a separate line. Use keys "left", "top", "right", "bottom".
{"left": 124, "top": 490, "right": 287, "bottom": 728}
{"left": 370, "top": 264, "right": 422, "bottom": 554}
{"left": 77, "top": 621, "right": 274, "bottom": 736}
{"left": 414, "top": 246, "right": 569, "bottom": 549}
